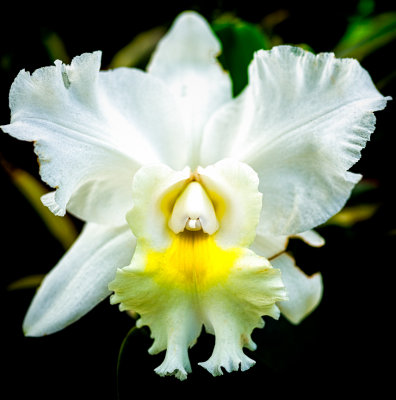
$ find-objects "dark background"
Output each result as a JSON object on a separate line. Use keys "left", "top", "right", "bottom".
{"left": 1, "top": 0, "right": 395, "bottom": 398}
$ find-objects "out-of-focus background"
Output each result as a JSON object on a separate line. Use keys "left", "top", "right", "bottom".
{"left": 1, "top": 0, "right": 395, "bottom": 398}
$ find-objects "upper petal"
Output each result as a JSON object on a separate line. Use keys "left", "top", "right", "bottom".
{"left": 23, "top": 223, "right": 135, "bottom": 336}
{"left": 200, "top": 45, "right": 390, "bottom": 235}
{"left": 148, "top": 11, "right": 232, "bottom": 168}
{"left": 2, "top": 52, "right": 188, "bottom": 224}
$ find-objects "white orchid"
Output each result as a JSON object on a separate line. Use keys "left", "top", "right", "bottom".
{"left": 1, "top": 11, "right": 389, "bottom": 380}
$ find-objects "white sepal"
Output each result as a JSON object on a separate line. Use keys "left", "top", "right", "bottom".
{"left": 271, "top": 253, "right": 323, "bottom": 324}
{"left": 24, "top": 223, "right": 135, "bottom": 336}
{"left": 148, "top": 11, "right": 232, "bottom": 168}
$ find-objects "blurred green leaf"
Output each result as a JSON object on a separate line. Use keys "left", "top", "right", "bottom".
{"left": 42, "top": 31, "right": 70, "bottom": 63}
{"left": 213, "top": 16, "right": 271, "bottom": 96}
{"left": 294, "top": 43, "right": 315, "bottom": 53}
{"left": 0, "top": 53, "right": 12, "bottom": 71}
{"left": 357, "top": 0, "right": 375, "bottom": 18}
{"left": 109, "top": 26, "right": 166, "bottom": 69}
{"left": 376, "top": 68, "right": 396, "bottom": 91}
{"left": 7, "top": 274, "right": 45, "bottom": 290}
{"left": 350, "top": 179, "right": 378, "bottom": 197}
{"left": 334, "top": 12, "right": 396, "bottom": 60}
{"left": 2, "top": 161, "right": 78, "bottom": 249}
{"left": 261, "top": 9, "right": 290, "bottom": 31}
{"left": 326, "top": 203, "right": 380, "bottom": 228}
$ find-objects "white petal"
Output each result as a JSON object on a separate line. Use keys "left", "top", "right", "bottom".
{"left": 200, "top": 45, "right": 390, "bottom": 235}
{"left": 148, "top": 11, "right": 232, "bottom": 168}
{"left": 198, "top": 158, "right": 262, "bottom": 248}
{"left": 250, "top": 231, "right": 288, "bottom": 259}
{"left": 2, "top": 52, "right": 188, "bottom": 224}
{"left": 293, "top": 230, "right": 325, "bottom": 247}
{"left": 271, "top": 253, "right": 323, "bottom": 324}
{"left": 126, "top": 164, "right": 191, "bottom": 250}
{"left": 97, "top": 66, "right": 189, "bottom": 170}
{"left": 250, "top": 230, "right": 324, "bottom": 260}
{"left": 23, "top": 223, "right": 135, "bottom": 336}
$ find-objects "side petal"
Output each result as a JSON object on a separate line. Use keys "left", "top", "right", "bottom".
{"left": 271, "top": 253, "right": 323, "bottom": 324}
{"left": 198, "top": 158, "right": 262, "bottom": 248}
{"left": 2, "top": 52, "right": 187, "bottom": 225}
{"left": 200, "top": 45, "right": 390, "bottom": 235}
{"left": 23, "top": 223, "right": 135, "bottom": 336}
{"left": 126, "top": 164, "right": 191, "bottom": 250}
{"left": 147, "top": 11, "right": 232, "bottom": 168}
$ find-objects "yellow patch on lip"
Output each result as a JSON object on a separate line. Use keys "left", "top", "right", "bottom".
{"left": 145, "top": 231, "right": 242, "bottom": 291}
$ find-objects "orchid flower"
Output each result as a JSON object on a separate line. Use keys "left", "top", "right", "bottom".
{"left": 1, "top": 11, "right": 389, "bottom": 380}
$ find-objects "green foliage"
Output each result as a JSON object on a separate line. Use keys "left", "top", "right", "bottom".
{"left": 212, "top": 16, "right": 271, "bottom": 96}
{"left": 109, "top": 26, "right": 166, "bottom": 69}
{"left": 42, "top": 31, "right": 70, "bottom": 64}
{"left": 334, "top": 11, "right": 396, "bottom": 60}
{"left": 7, "top": 274, "right": 45, "bottom": 290}
{"left": 2, "top": 162, "right": 78, "bottom": 250}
